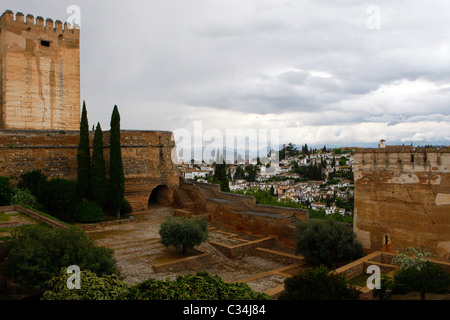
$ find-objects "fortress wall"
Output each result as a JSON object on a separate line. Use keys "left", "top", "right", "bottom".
{"left": 0, "top": 130, "right": 180, "bottom": 211}
{"left": 0, "top": 10, "right": 80, "bottom": 130}
{"left": 353, "top": 147, "right": 450, "bottom": 260}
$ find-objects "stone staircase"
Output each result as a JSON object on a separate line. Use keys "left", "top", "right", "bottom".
{"left": 288, "top": 215, "right": 299, "bottom": 224}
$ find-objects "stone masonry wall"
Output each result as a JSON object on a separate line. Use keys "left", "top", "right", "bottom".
{"left": 0, "top": 129, "right": 180, "bottom": 211}
{"left": 353, "top": 146, "right": 450, "bottom": 260}
{"left": 0, "top": 10, "right": 80, "bottom": 130}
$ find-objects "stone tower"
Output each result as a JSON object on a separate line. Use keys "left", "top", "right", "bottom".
{"left": 353, "top": 146, "right": 450, "bottom": 260}
{"left": 0, "top": 10, "right": 80, "bottom": 130}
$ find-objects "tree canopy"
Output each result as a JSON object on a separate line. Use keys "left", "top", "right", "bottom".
{"left": 279, "top": 265, "right": 361, "bottom": 300}
{"left": 0, "top": 224, "right": 119, "bottom": 290}
{"left": 77, "top": 101, "right": 91, "bottom": 200}
{"left": 159, "top": 216, "right": 208, "bottom": 254}
{"left": 90, "top": 122, "right": 108, "bottom": 208}
{"left": 109, "top": 105, "right": 125, "bottom": 217}
{"left": 294, "top": 219, "right": 364, "bottom": 267}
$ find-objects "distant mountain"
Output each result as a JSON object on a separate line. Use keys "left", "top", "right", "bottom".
{"left": 174, "top": 145, "right": 279, "bottom": 164}
{"left": 173, "top": 139, "right": 450, "bottom": 163}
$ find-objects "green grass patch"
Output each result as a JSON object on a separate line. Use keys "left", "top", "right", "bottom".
{"left": 0, "top": 212, "right": 11, "bottom": 222}
{"left": 348, "top": 273, "right": 388, "bottom": 288}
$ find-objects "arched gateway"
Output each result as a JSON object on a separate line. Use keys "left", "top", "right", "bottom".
{"left": 148, "top": 185, "right": 172, "bottom": 207}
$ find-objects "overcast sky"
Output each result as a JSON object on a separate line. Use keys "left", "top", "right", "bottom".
{"left": 3, "top": 0, "right": 450, "bottom": 149}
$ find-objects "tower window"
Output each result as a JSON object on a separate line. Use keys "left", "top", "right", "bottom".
{"left": 40, "top": 40, "right": 50, "bottom": 47}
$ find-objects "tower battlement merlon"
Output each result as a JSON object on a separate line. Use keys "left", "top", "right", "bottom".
{"left": 0, "top": 10, "right": 79, "bottom": 38}
{"left": 0, "top": 9, "right": 80, "bottom": 131}
{"left": 354, "top": 146, "right": 450, "bottom": 174}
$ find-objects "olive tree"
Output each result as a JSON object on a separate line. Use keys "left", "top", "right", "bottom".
{"left": 294, "top": 219, "right": 364, "bottom": 267}
{"left": 159, "top": 216, "right": 208, "bottom": 254}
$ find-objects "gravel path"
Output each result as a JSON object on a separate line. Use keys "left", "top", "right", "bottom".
{"left": 85, "top": 208, "right": 295, "bottom": 293}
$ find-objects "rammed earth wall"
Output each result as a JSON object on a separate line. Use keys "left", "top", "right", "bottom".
{"left": 0, "top": 10, "right": 80, "bottom": 130}
{"left": 0, "top": 129, "right": 180, "bottom": 211}
{"left": 353, "top": 147, "right": 450, "bottom": 260}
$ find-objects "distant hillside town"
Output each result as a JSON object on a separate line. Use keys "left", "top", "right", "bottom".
{"left": 178, "top": 143, "right": 355, "bottom": 221}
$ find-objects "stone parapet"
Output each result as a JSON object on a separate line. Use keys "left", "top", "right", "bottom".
{"left": 0, "top": 129, "right": 180, "bottom": 212}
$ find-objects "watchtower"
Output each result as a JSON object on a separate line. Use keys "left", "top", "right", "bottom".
{"left": 0, "top": 10, "right": 80, "bottom": 130}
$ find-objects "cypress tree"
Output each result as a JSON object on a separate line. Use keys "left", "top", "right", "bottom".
{"left": 91, "top": 122, "right": 107, "bottom": 208}
{"left": 213, "top": 163, "right": 229, "bottom": 192}
{"left": 77, "top": 101, "right": 90, "bottom": 200}
{"left": 109, "top": 105, "right": 124, "bottom": 217}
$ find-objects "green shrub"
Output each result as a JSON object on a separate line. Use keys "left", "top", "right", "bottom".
{"left": 391, "top": 247, "right": 432, "bottom": 270}
{"left": 38, "top": 178, "right": 78, "bottom": 222}
{"left": 75, "top": 201, "right": 104, "bottom": 223}
{"left": 10, "top": 188, "right": 44, "bottom": 211}
{"left": 159, "top": 216, "right": 208, "bottom": 254}
{"left": 393, "top": 261, "right": 450, "bottom": 299}
{"left": 17, "top": 169, "right": 47, "bottom": 197}
{"left": 278, "top": 265, "right": 361, "bottom": 300}
{"left": 0, "top": 176, "right": 12, "bottom": 206}
{"left": 42, "top": 268, "right": 128, "bottom": 300}
{"left": 373, "top": 274, "right": 394, "bottom": 300}
{"left": 294, "top": 219, "right": 364, "bottom": 267}
{"left": 120, "top": 199, "right": 132, "bottom": 215}
{"left": 0, "top": 224, "right": 119, "bottom": 290}
{"left": 120, "top": 271, "right": 269, "bottom": 300}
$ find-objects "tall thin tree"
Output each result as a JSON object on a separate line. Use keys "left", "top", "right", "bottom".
{"left": 109, "top": 105, "right": 124, "bottom": 218}
{"left": 77, "top": 101, "right": 90, "bottom": 200}
{"left": 91, "top": 122, "right": 107, "bottom": 208}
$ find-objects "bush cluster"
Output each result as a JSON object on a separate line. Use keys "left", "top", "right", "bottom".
{"left": 10, "top": 170, "right": 132, "bottom": 223}
{"left": 42, "top": 270, "right": 270, "bottom": 300}
{"left": 10, "top": 188, "right": 43, "bottom": 211}
{"left": 0, "top": 176, "right": 12, "bottom": 206}
{"left": 0, "top": 224, "right": 119, "bottom": 290}
{"left": 75, "top": 201, "right": 104, "bottom": 223}
{"left": 42, "top": 269, "right": 128, "bottom": 300}
{"left": 279, "top": 265, "right": 361, "bottom": 300}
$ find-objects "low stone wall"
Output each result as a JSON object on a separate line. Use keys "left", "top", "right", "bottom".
{"left": 252, "top": 247, "right": 304, "bottom": 265}
{"left": 185, "top": 181, "right": 308, "bottom": 247}
{"left": 334, "top": 259, "right": 366, "bottom": 280}
{"left": 217, "top": 191, "right": 256, "bottom": 208}
{"left": 0, "top": 205, "right": 67, "bottom": 228}
{"left": 367, "top": 252, "right": 396, "bottom": 264}
{"left": 78, "top": 216, "right": 137, "bottom": 231}
{"left": 208, "top": 237, "right": 276, "bottom": 259}
{"left": 252, "top": 204, "right": 308, "bottom": 221}
{"left": 152, "top": 250, "right": 212, "bottom": 273}
{"left": 210, "top": 208, "right": 296, "bottom": 247}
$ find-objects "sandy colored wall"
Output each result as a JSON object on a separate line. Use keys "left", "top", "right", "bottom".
{"left": 353, "top": 147, "right": 450, "bottom": 260}
{"left": 0, "top": 129, "right": 180, "bottom": 211}
{"left": 0, "top": 10, "right": 80, "bottom": 130}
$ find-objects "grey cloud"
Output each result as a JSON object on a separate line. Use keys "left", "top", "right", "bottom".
{"left": 2, "top": 0, "right": 449, "bottom": 145}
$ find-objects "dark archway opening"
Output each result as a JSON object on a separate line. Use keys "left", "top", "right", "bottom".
{"left": 148, "top": 185, "right": 171, "bottom": 208}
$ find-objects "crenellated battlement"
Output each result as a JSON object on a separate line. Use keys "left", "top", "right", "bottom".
{"left": 0, "top": 9, "right": 80, "bottom": 131}
{"left": 0, "top": 10, "right": 79, "bottom": 39}
{"left": 353, "top": 143, "right": 450, "bottom": 259}
{"left": 354, "top": 146, "right": 450, "bottom": 174}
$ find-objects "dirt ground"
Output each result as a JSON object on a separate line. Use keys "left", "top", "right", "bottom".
{"left": 83, "top": 207, "right": 297, "bottom": 293}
